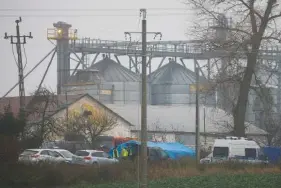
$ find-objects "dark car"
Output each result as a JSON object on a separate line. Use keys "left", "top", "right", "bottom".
{"left": 129, "top": 145, "right": 170, "bottom": 161}
{"left": 148, "top": 147, "right": 170, "bottom": 161}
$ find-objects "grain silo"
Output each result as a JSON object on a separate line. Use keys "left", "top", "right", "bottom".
{"left": 149, "top": 60, "right": 215, "bottom": 106}
{"left": 89, "top": 56, "right": 141, "bottom": 104}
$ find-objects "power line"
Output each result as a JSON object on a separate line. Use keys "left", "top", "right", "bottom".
{"left": 0, "top": 8, "right": 187, "bottom": 12}
{"left": 0, "top": 47, "right": 56, "bottom": 100}
{"left": 22, "top": 44, "right": 28, "bottom": 70}
{"left": 11, "top": 44, "right": 18, "bottom": 67}
{"left": 0, "top": 13, "right": 191, "bottom": 18}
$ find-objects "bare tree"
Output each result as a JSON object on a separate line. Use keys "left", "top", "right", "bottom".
{"left": 187, "top": 0, "right": 281, "bottom": 136}
{"left": 22, "top": 87, "right": 60, "bottom": 147}
{"left": 60, "top": 107, "right": 118, "bottom": 147}
{"left": 148, "top": 120, "right": 184, "bottom": 143}
{"left": 150, "top": 120, "right": 169, "bottom": 142}
{"left": 253, "top": 84, "right": 281, "bottom": 146}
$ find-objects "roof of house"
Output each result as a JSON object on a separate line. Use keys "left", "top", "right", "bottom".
{"left": 0, "top": 94, "right": 83, "bottom": 120}
{"left": 105, "top": 104, "right": 267, "bottom": 136}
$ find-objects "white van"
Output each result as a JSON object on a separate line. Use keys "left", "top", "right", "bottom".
{"left": 200, "top": 136, "right": 265, "bottom": 164}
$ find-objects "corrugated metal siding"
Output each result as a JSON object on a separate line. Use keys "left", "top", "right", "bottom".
{"left": 149, "top": 61, "right": 215, "bottom": 105}
{"left": 64, "top": 57, "right": 143, "bottom": 104}
{"left": 90, "top": 58, "right": 140, "bottom": 82}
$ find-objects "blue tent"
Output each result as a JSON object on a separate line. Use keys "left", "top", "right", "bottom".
{"left": 109, "top": 140, "right": 195, "bottom": 160}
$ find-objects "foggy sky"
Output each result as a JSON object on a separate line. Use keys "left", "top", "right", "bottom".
{"left": 0, "top": 0, "right": 193, "bottom": 97}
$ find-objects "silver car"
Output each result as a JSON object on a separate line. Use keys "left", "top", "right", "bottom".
{"left": 72, "top": 150, "right": 118, "bottom": 166}
{"left": 51, "top": 149, "right": 74, "bottom": 164}
{"left": 18, "top": 149, "right": 71, "bottom": 164}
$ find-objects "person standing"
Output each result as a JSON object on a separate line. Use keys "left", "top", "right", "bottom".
{"left": 113, "top": 147, "right": 119, "bottom": 159}
{"left": 121, "top": 146, "right": 129, "bottom": 160}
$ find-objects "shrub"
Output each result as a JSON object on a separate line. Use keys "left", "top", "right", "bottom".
{"left": 0, "top": 159, "right": 280, "bottom": 187}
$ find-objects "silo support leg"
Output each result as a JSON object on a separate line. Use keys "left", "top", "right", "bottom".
{"left": 147, "top": 57, "right": 152, "bottom": 74}
{"left": 180, "top": 58, "right": 186, "bottom": 68}
{"left": 129, "top": 56, "right": 139, "bottom": 73}
{"left": 69, "top": 49, "right": 88, "bottom": 69}
{"left": 194, "top": 59, "right": 207, "bottom": 79}
{"left": 114, "top": 55, "right": 121, "bottom": 64}
{"left": 158, "top": 57, "right": 166, "bottom": 69}
{"left": 91, "top": 53, "right": 100, "bottom": 66}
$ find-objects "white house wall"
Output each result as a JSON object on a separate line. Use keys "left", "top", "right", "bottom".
{"left": 51, "top": 95, "right": 132, "bottom": 139}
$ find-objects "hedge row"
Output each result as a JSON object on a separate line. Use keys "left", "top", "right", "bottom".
{"left": 0, "top": 160, "right": 280, "bottom": 187}
{"left": 72, "top": 173, "right": 281, "bottom": 188}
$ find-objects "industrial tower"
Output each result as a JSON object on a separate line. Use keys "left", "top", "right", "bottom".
{"left": 47, "top": 21, "right": 77, "bottom": 94}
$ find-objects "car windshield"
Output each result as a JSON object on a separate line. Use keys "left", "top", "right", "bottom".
{"left": 59, "top": 150, "right": 74, "bottom": 158}
{"left": 21, "top": 150, "right": 38, "bottom": 155}
{"left": 75, "top": 150, "right": 90, "bottom": 156}
{"left": 159, "top": 150, "right": 169, "bottom": 159}
{"left": 213, "top": 147, "right": 229, "bottom": 158}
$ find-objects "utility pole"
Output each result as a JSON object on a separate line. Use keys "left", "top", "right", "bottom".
{"left": 125, "top": 9, "right": 162, "bottom": 188}
{"left": 195, "top": 67, "right": 201, "bottom": 165}
{"left": 140, "top": 9, "right": 148, "bottom": 188}
{"left": 4, "top": 17, "right": 33, "bottom": 113}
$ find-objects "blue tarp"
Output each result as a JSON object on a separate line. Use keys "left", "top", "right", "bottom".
{"left": 262, "top": 147, "right": 281, "bottom": 164}
{"left": 108, "top": 140, "right": 195, "bottom": 160}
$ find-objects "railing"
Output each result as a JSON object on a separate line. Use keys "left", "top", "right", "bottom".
{"left": 71, "top": 39, "right": 208, "bottom": 54}
{"left": 69, "top": 38, "right": 281, "bottom": 58}
{"left": 47, "top": 28, "right": 78, "bottom": 40}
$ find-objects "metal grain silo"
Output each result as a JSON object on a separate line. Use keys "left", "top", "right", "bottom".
{"left": 90, "top": 57, "right": 141, "bottom": 104}
{"left": 149, "top": 60, "right": 215, "bottom": 106}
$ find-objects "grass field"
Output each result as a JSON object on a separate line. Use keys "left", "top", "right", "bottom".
{"left": 71, "top": 173, "right": 281, "bottom": 188}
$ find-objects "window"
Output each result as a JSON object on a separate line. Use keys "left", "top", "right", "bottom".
{"left": 159, "top": 150, "right": 169, "bottom": 159}
{"left": 149, "top": 149, "right": 159, "bottom": 160}
{"left": 92, "top": 152, "right": 105, "bottom": 157}
{"left": 59, "top": 150, "right": 74, "bottom": 158}
{"left": 213, "top": 147, "right": 229, "bottom": 158}
{"left": 102, "top": 152, "right": 109, "bottom": 158}
{"left": 75, "top": 150, "right": 90, "bottom": 156}
{"left": 21, "top": 150, "right": 38, "bottom": 156}
{"left": 245, "top": 148, "right": 257, "bottom": 159}
{"left": 40, "top": 150, "right": 49, "bottom": 156}
{"left": 149, "top": 149, "right": 158, "bottom": 157}
{"left": 49, "top": 151, "right": 61, "bottom": 158}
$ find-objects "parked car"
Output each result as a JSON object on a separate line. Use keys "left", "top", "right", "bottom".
{"left": 18, "top": 149, "right": 71, "bottom": 164}
{"left": 51, "top": 149, "right": 74, "bottom": 164}
{"left": 200, "top": 137, "right": 268, "bottom": 164}
{"left": 148, "top": 147, "right": 170, "bottom": 161}
{"left": 72, "top": 150, "right": 118, "bottom": 166}
{"left": 129, "top": 145, "right": 170, "bottom": 161}
{"left": 41, "top": 140, "right": 91, "bottom": 153}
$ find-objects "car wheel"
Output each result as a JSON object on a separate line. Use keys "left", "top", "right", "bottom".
{"left": 93, "top": 162, "right": 99, "bottom": 167}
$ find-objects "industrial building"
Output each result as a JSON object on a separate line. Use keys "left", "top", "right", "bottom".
{"left": 63, "top": 55, "right": 144, "bottom": 104}
{"left": 2, "top": 14, "right": 277, "bottom": 146}
{"left": 105, "top": 103, "right": 268, "bottom": 148}
{"left": 63, "top": 55, "right": 215, "bottom": 107}
{"left": 148, "top": 59, "right": 215, "bottom": 106}
{"left": 46, "top": 17, "right": 281, "bottom": 130}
